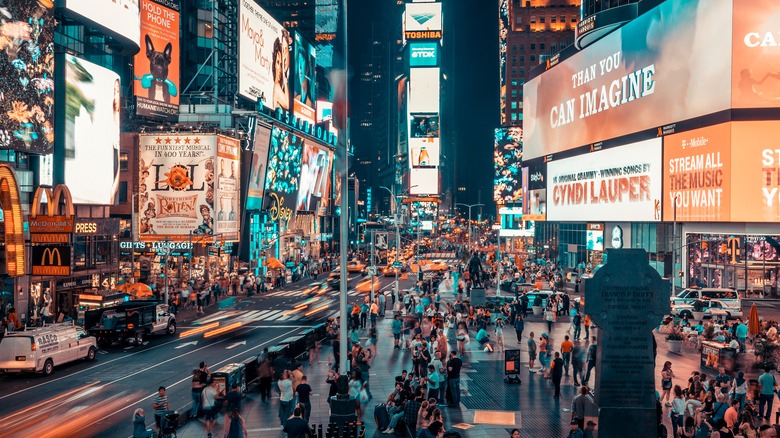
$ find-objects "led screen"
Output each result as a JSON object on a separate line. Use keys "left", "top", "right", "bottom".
{"left": 315, "top": 0, "right": 338, "bottom": 69}
{"left": 63, "top": 55, "right": 121, "bottom": 205}
{"left": 134, "top": 0, "right": 180, "bottom": 120}
{"left": 410, "top": 168, "right": 439, "bottom": 195}
{"left": 523, "top": 0, "right": 733, "bottom": 160}
{"left": 0, "top": 1, "right": 55, "bottom": 154}
{"left": 410, "top": 42, "right": 439, "bottom": 67}
{"left": 265, "top": 127, "right": 304, "bottom": 214}
{"left": 63, "top": 0, "right": 140, "bottom": 48}
{"left": 239, "top": 0, "right": 289, "bottom": 110}
{"left": 409, "top": 138, "right": 440, "bottom": 168}
{"left": 732, "top": 0, "right": 780, "bottom": 108}
{"left": 247, "top": 125, "right": 272, "bottom": 210}
{"left": 405, "top": 2, "right": 442, "bottom": 32}
{"left": 216, "top": 136, "right": 240, "bottom": 241}
{"left": 546, "top": 137, "right": 663, "bottom": 222}
{"left": 410, "top": 114, "right": 439, "bottom": 138}
{"left": 137, "top": 134, "right": 217, "bottom": 241}
{"left": 297, "top": 142, "right": 333, "bottom": 212}
{"left": 521, "top": 160, "right": 546, "bottom": 221}
{"left": 498, "top": 0, "right": 508, "bottom": 124}
{"left": 409, "top": 68, "right": 440, "bottom": 113}
{"left": 293, "top": 31, "right": 317, "bottom": 124}
{"left": 493, "top": 127, "right": 523, "bottom": 203}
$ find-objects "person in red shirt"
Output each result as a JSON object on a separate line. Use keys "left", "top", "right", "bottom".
{"left": 561, "top": 335, "right": 574, "bottom": 376}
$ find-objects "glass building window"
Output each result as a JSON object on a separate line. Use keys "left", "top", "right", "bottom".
{"left": 74, "top": 236, "right": 87, "bottom": 267}
{"left": 119, "top": 152, "right": 128, "bottom": 171}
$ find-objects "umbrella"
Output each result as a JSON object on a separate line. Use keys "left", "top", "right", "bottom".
{"left": 264, "top": 257, "right": 284, "bottom": 270}
{"left": 118, "top": 282, "right": 153, "bottom": 298}
{"left": 749, "top": 303, "right": 760, "bottom": 336}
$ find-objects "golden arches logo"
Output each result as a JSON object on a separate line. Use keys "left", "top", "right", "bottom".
{"left": 0, "top": 164, "right": 25, "bottom": 277}
{"left": 31, "top": 184, "right": 75, "bottom": 218}
{"left": 41, "top": 247, "right": 62, "bottom": 266}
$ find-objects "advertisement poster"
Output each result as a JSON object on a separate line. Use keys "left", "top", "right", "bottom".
{"left": 411, "top": 114, "right": 439, "bottom": 138}
{"left": 404, "top": 2, "right": 442, "bottom": 32}
{"left": 732, "top": 0, "right": 780, "bottom": 108}
{"left": 293, "top": 31, "right": 317, "bottom": 124}
{"left": 586, "top": 223, "right": 604, "bottom": 251}
{"left": 398, "top": 78, "right": 409, "bottom": 156}
{"left": 63, "top": 0, "right": 140, "bottom": 48}
{"left": 409, "top": 68, "right": 440, "bottom": 113}
{"left": 546, "top": 137, "right": 663, "bottom": 222}
{"left": 134, "top": 0, "right": 180, "bottom": 121}
{"left": 239, "top": 0, "right": 289, "bottom": 110}
{"left": 410, "top": 42, "right": 439, "bottom": 67}
{"left": 315, "top": 0, "right": 338, "bottom": 69}
{"left": 522, "top": 159, "right": 547, "bottom": 221}
{"left": 663, "top": 123, "right": 732, "bottom": 222}
{"left": 731, "top": 121, "right": 780, "bottom": 222}
{"left": 296, "top": 142, "right": 333, "bottom": 212}
{"left": 246, "top": 125, "right": 272, "bottom": 210}
{"left": 215, "top": 136, "right": 240, "bottom": 240}
{"left": 63, "top": 55, "right": 121, "bottom": 205}
{"left": 265, "top": 127, "right": 303, "bottom": 221}
{"left": 410, "top": 168, "right": 439, "bottom": 196}
{"left": 523, "top": 0, "right": 732, "bottom": 160}
{"left": 494, "top": 127, "right": 523, "bottom": 203}
{"left": 409, "top": 138, "right": 440, "bottom": 168}
{"left": 498, "top": 0, "right": 509, "bottom": 125}
{"left": 138, "top": 134, "right": 216, "bottom": 241}
{"left": 0, "top": 2, "right": 55, "bottom": 154}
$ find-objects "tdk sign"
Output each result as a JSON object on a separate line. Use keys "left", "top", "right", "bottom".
{"left": 409, "top": 43, "right": 438, "bottom": 67}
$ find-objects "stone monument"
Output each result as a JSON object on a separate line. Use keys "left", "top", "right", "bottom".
{"left": 583, "top": 249, "right": 669, "bottom": 438}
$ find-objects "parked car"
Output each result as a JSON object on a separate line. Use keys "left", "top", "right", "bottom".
{"left": 0, "top": 323, "right": 97, "bottom": 376}
{"left": 670, "top": 288, "right": 741, "bottom": 308}
{"left": 671, "top": 299, "right": 743, "bottom": 320}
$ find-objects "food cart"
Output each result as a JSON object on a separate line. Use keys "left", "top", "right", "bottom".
{"left": 700, "top": 340, "right": 737, "bottom": 373}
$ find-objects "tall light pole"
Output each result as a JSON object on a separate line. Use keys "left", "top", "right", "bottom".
{"left": 455, "top": 203, "right": 483, "bottom": 255}
{"left": 380, "top": 185, "right": 417, "bottom": 299}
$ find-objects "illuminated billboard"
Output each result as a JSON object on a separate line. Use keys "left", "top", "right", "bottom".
{"left": 405, "top": 2, "right": 442, "bottom": 33}
{"left": 409, "top": 138, "right": 440, "bottom": 168}
{"left": 546, "top": 138, "right": 663, "bottom": 222}
{"left": 315, "top": 0, "right": 338, "bottom": 69}
{"left": 293, "top": 31, "right": 317, "bottom": 125}
{"left": 239, "top": 0, "right": 290, "bottom": 110}
{"left": 216, "top": 136, "right": 241, "bottom": 241}
{"left": 247, "top": 125, "right": 272, "bottom": 210}
{"left": 0, "top": 1, "right": 55, "bottom": 154}
{"left": 410, "top": 42, "right": 439, "bottom": 67}
{"left": 498, "top": 0, "right": 508, "bottom": 125}
{"left": 134, "top": 0, "right": 180, "bottom": 121}
{"left": 521, "top": 160, "right": 546, "bottom": 221}
{"left": 410, "top": 168, "right": 439, "bottom": 196}
{"left": 410, "top": 114, "right": 439, "bottom": 138}
{"left": 493, "top": 127, "right": 523, "bottom": 203}
{"left": 138, "top": 134, "right": 217, "bottom": 241}
{"left": 296, "top": 142, "right": 333, "bottom": 212}
{"left": 63, "top": 55, "right": 121, "bottom": 205}
{"left": 409, "top": 68, "right": 440, "bottom": 113}
{"left": 61, "top": 0, "right": 140, "bottom": 49}
{"left": 730, "top": 121, "right": 780, "bottom": 222}
{"left": 732, "top": 0, "right": 780, "bottom": 108}
{"left": 523, "top": 0, "right": 733, "bottom": 160}
{"left": 265, "top": 127, "right": 304, "bottom": 219}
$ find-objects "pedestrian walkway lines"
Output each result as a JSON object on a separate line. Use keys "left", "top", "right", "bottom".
{"left": 265, "top": 290, "right": 306, "bottom": 297}
{"left": 192, "top": 308, "right": 319, "bottom": 324}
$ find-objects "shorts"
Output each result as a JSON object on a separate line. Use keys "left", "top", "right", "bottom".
{"left": 203, "top": 406, "right": 217, "bottom": 420}
{"left": 394, "top": 333, "right": 401, "bottom": 340}
{"left": 154, "top": 412, "right": 165, "bottom": 428}
{"left": 529, "top": 351, "right": 537, "bottom": 360}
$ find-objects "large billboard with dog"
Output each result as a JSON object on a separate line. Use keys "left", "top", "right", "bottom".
{"left": 134, "top": 0, "right": 180, "bottom": 121}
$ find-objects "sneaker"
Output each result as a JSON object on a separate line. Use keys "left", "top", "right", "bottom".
{"left": 384, "top": 428, "right": 395, "bottom": 434}
{"left": 574, "top": 382, "right": 581, "bottom": 387}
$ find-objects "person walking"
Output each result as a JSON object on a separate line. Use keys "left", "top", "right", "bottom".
{"left": 571, "top": 386, "right": 591, "bottom": 430}
{"left": 561, "top": 335, "right": 573, "bottom": 376}
{"left": 258, "top": 357, "right": 273, "bottom": 403}
{"left": 759, "top": 367, "right": 776, "bottom": 421}
{"left": 544, "top": 307, "right": 555, "bottom": 334}
{"left": 514, "top": 314, "right": 524, "bottom": 345}
{"left": 551, "top": 352, "right": 564, "bottom": 398}
{"left": 572, "top": 312, "right": 582, "bottom": 340}
{"left": 584, "top": 337, "right": 597, "bottom": 385}
{"left": 446, "top": 351, "right": 462, "bottom": 407}
{"left": 223, "top": 408, "right": 248, "bottom": 438}
{"left": 282, "top": 407, "right": 312, "bottom": 438}
{"left": 583, "top": 314, "right": 591, "bottom": 339}
{"left": 296, "top": 375, "right": 313, "bottom": 422}
{"left": 279, "top": 370, "right": 295, "bottom": 427}
{"left": 527, "top": 331, "right": 537, "bottom": 372}
{"left": 202, "top": 380, "right": 218, "bottom": 438}
{"left": 190, "top": 362, "right": 209, "bottom": 419}
{"left": 571, "top": 342, "right": 585, "bottom": 387}
{"left": 660, "top": 361, "right": 676, "bottom": 407}
{"left": 670, "top": 385, "right": 685, "bottom": 438}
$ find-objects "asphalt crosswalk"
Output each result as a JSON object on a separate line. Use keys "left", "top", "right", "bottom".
{"left": 263, "top": 289, "right": 363, "bottom": 297}
{"left": 191, "top": 302, "right": 339, "bottom": 325}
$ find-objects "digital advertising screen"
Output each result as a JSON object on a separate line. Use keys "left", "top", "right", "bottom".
{"left": 134, "top": 0, "right": 180, "bottom": 121}
{"left": 61, "top": 0, "right": 140, "bottom": 49}
{"left": 410, "top": 114, "right": 439, "bottom": 138}
{"left": 0, "top": 1, "right": 55, "bottom": 154}
{"left": 493, "top": 127, "right": 523, "bottom": 204}
{"left": 405, "top": 2, "right": 442, "bottom": 33}
{"left": 409, "top": 68, "right": 440, "bottom": 113}
{"left": 732, "top": 0, "right": 780, "bottom": 108}
{"left": 315, "top": 0, "right": 338, "bottom": 69}
{"left": 247, "top": 125, "right": 272, "bottom": 210}
{"left": 523, "top": 0, "right": 733, "bottom": 160}
{"left": 239, "top": 0, "right": 289, "bottom": 110}
{"left": 216, "top": 136, "right": 240, "bottom": 241}
{"left": 498, "top": 0, "right": 509, "bottom": 125}
{"left": 409, "top": 138, "right": 440, "bottom": 168}
{"left": 63, "top": 55, "right": 121, "bottom": 205}
{"left": 522, "top": 160, "right": 547, "bottom": 221}
{"left": 730, "top": 121, "right": 780, "bottom": 222}
{"left": 317, "top": 100, "right": 333, "bottom": 123}
{"left": 546, "top": 137, "right": 663, "bottom": 222}
{"left": 410, "top": 42, "right": 439, "bottom": 67}
{"left": 137, "top": 134, "right": 217, "bottom": 241}
{"left": 265, "top": 127, "right": 304, "bottom": 217}
{"left": 586, "top": 223, "right": 604, "bottom": 251}
{"left": 398, "top": 77, "right": 409, "bottom": 156}
{"left": 663, "top": 123, "right": 731, "bottom": 222}
{"left": 410, "top": 168, "right": 439, "bottom": 196}
{"left": 296, "top": 142, "right": 333, "bottom": 213}
{"left": 293, "top": 31, "right": 317, "bottom": 124}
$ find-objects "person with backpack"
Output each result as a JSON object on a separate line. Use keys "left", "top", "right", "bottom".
{"left": 572, "top": 312, "right": 582, "bottom": 340}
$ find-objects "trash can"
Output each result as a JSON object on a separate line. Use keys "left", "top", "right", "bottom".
{"left": 212, "top": 363, "right": 247, "bottom": 398}
{"left": 504, "top": 349, "right": 521, "bottom": 384}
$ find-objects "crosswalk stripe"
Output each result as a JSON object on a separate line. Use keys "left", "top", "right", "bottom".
{"left": 240, "top": 310, "right": 263, "bottom": 319}
{"left": 193, "top": 310, "right": 228, "bottom": 324}
{"left": 264, "top": 310, "right": 285, "bottom": 321}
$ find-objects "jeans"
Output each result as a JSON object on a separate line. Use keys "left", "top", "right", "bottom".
{"left": 572, "top": 363, "right": 582, "bottom": 385}
{"left": 259, "top": 377, "right": 272, "bottom": 402}
{"left": 302, "top": 401, "right": 312, "bottom": 422}
{"left": 279, "top": 400, "right": 293, "bottom": 426}
{"left": 585, "top": 361, "right": 596, "bottom": 383}
{"left": 448, "top": 378, "right": 461, "bottom": 406}
{"left": 388, "top": 410, "right": 404, "bottom": 428}
{"left": 562, "top": 352, "right": 571, "bottom": 375}
{"left": 428, "top": 386, "right": 438, "bottom": 403}
{"left": 760, "top": 393, "right": 774, "bottom": 419}
{"left": 734, "top": 392, "right": 746, "bottom": 412}
{"left": 573, "top": 325, "right": 581, "bottom": 339}
{"left": 515, "top": 330, "right": 523, "bottom": 344}
{"left": 190, "top": 390, "right": 202, "bottom": 417}
{"left": 670, "top": 413, "right": 682, "bottom": 438}
{"left": 370, "top": 314, "right": 377, "bottom": 327}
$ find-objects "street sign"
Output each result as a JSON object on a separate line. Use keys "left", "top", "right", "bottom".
{"left": 392, "top": 261, "right": 403, "bottom": 269}
{"left": 367, "top": 266, "right": 377, "bottom": 276}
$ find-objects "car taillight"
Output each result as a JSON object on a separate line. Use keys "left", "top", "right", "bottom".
{"left": 128, "top": 323, "right": 135, "bottom": 329}
{"left": 31, "top": 342, "right": 37, "bottom": 352}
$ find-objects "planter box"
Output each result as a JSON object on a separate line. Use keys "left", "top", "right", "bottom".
{"left": 532, "top": 306, "right": 543, "bottom": 316}
{"left": 667, "top": 339, "right": 683, "bottom": 354}
{"left": 692, "top": 311, "right": 706, "bottom": 321}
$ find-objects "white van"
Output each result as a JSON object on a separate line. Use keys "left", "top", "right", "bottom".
{"left": 670, "top": 288, "right": 741, "bottom": 308}
{"left": 0, "top": 323, "right": 97, "bottom": 376}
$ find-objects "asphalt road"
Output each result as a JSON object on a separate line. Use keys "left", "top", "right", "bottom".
{"left": 0, "top": 272, "right": 404, "bottom": 438}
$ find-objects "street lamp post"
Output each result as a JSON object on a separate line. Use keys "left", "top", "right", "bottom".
{"left": 455, "top": 203, "right": 483, "bottom": 255}
{"left": 380, "top": 185, "right": 417, "bottom": 300}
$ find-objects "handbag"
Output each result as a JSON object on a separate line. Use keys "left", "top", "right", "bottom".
{"left": 359, "top": 388, "right": 370, "bottom": 404}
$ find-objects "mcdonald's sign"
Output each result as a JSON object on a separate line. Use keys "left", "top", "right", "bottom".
{"left": 31, "top": 245, "right": 71, "bottom": 276}
{"left": 29, "top": 185, "right": 76, "bottom": 234}
{"left": 0, "top": 164, "right": 25, "bottom": 276}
